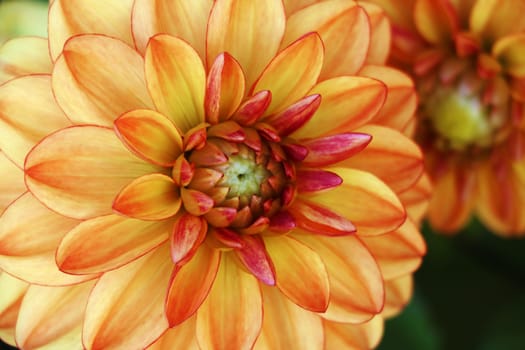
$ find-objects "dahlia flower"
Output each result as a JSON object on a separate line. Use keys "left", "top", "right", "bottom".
{"left": 0, "top": 0, "right": 48, "bottom": 45}
{"left": 369, "top": 0, "right": 525, "bottom": 236}
{"left": 0, "top": 0, "right": 427, "bottom": 349}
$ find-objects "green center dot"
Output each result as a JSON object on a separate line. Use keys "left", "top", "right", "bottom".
{"left": 222, "top": 155, "right": 269, "bottom": 198}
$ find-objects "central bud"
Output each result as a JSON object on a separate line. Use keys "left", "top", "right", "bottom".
{"left": 220, "top": 154, "right": 269, "bottom": 199}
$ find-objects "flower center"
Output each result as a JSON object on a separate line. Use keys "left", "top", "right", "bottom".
{"left": 425, "top": 88, "right": 492, "bottom": 150}
{"left": 221, "top": 154, "right": 269, "bottom": 198}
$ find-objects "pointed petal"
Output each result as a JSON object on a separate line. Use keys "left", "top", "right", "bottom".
{"left": 296, "top": 233, "right": 384, "bottom": 323}
{"left": 341, "top": 125, "right": 424, "bottom": 193}
{"left": 359, "top": 65, "right": 417, "bottom": 133}
{"left": 235, "top": 235, "right": 275, "bottom": 285}
{"left": 398, "top": 173, "right": 432, "bottom": 224}
{"left": 114, "top": 109, "right": 183, "bottom": 167}
{"left": 233, "top": 90, "right": 272, "bottom": 126}
{"left": 283, "top": 0, "right": 370, "bottom": 78}
{"left": 0, "top": 37, "right": 52, "bottom": 84}
{"left": 254, "top": 285, "right": 323, "bottom": 350}
{"left": 145, "top": 34, "right": 206, "bottom": 133}
{"left": 196, "top": 253, "right": 262, "bottom": 350}
{"left": 361, "top": 219, "right": 426, "bottom": 280}
{"left": 301, "top": 133, "right": 372, "bottom": 167}
{"left": 16, "top": 282, "right": 95, "bottom": 349}
{"left": 166, "top": 244, "right": 220, "bottom": 326}
{"left": 307, "top": 167, "right": 406, "bottom": 236}
{"left": 323, "top": 316, "right": 384, "bottom": 350}
{"left": 0, "top": 193, "right": 98, "bottom": 285}
{"left": 253, "top": 33, "right": 323, "bottom": 115}
{"left": 25, "top": 126, "right": 161, "bottom": 220}
{"left": 205, "top": 53, "right": 246, "bottom": 124}
{"left": 0, "top": 75, "right": 70, "bottom": 168}
{"left": 48, "top": 0, "right": 134, "bottom": 60}
{"left": 132, "top": 0, "right": 213, "bottom": 57}
{"left": 414, "top": 0, "right": 458, "bottom": 44}
{"left": 207, "top": 0, "right": 286, "bottom": 88}
{"left": 493, "top": 33, "right": 525, "bottom": 77}
{"left": 383, "top": 275, "right": 413, "bottom": 318}
{"left": 83, "top": 245, "right": 171, "bottom": 350}
{"left": 148, "top": 316, "right": 199, "bottom": 350}
{"left": 170, "top": 214, "right": 208, "bottom": 265}
{"left": 53, "top": 35, "right": 153, "bottom": 126}
{"left": 470, "top": 0, "right": 525, "bottom": 44}
{"left": 289, "top": 199, "right": 356, "bottom": 236}
{"left": 293, "top": 77, "right": 387, "bottom": 138}
{"left": 0, "top": 152, "right": 25, "bottom": 214}
{"left": 264, "top": 235, "right": 329, "bottom": 312}
{"left": 296, "top": 169, "right": 342, "bottom": 193}
{"left": 267, "top": 94, "right": 322, "bottom": 137}
{"left": 113, "top": 174, "right": 181, "bottom": 220}
{"left": 181, "top": 188, "right": 215, "bottom": 216}
{"left": 56, "top": 215, "right": 172, "bottom": 274}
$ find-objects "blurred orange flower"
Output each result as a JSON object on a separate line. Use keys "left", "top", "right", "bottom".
{"left": 0, "top": 0, "right": 426, "bottom": 349}
{"left": 370, "top": 0, "right": 525, "bottom": 236}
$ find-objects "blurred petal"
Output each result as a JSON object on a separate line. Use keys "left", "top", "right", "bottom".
{"left": 196, "top": 253, "right": 262, "bottom": 350}
{"left": 53, "top": 35, "right": 152, "bottom": 126}
{"left": 307, "top": 167, "right": 406, "bottom": 236}
{"left": 493, "top": 33, "right": 525, "bottom": 77}
{"left": 48, "top": 0, "right": 134, "bottom": 60}
{"left": 25, "top": 126, "right": 161, "bottom": 220}
{"left": 470, "top": 0, "right": 525, "bottom": 44}
{"left": 57, "top": 214, "right": 172, "bottom": 274}
{"left": 132, "top": 0, "right": 213, "bottom": 57}
{"left": 0, "top": 75, "right": 70, "bottom": 168}
{"left": 382, "top": 275, "right": 414, "bottom": 318}
{"left": 0, "top": 37, "right": 51, "bottom": 84}
{"left": 399, "top": 173, "right": 432, "bottom": 223}
{"left": 414, "top": 0, "right": 458, "bottom": 44}
{"left": 254, "top": 285, "right": 324, "bottom": 350}
{"left": 206, "top": 0, "right": 286, "bottom": 88}
{"left": 283, "top": 0, "right": 370, "bottom": 78}
{"left": 83, "top": 244, "right": 171, "bottom": 350}
{"left": 145, "top": 35, "right": 206, "bottom": 133}
{"left": 293, "top": 77, "right": 386, "bottom": 138}
{"left": 323, "top": 315, "right": 384, "bottom": 350}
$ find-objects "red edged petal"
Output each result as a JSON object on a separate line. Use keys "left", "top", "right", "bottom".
{"left": 233, "top": 90, "right": 272, "bottom": 126}
{"left": 235, "top": 235, "right": 276, "bottom": 286}
{"left": 181, "top": 188, "right": 215, "bottom": 216}
{"left": 170, "top": 214, "right": 208, "bottom": 265}
{"left": 266, "top": 94, "right": 321, "bottom": 137}
{"left": 289, "top": 199, "right": 356, "bottom": 236}
{"left": 301, "top": 133, "right": 372, "bottom": 167}
{"left": 296, "top": 169, "right": 342, "bottom": 193}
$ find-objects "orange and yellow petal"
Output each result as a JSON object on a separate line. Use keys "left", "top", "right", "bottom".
{"left": 0, "top": 37, "right": 52, "bottom": 84}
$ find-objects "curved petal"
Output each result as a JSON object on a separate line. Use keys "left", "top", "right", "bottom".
{"left": 253, "top": 32, "right": 324, "bottom": 115}
{"left": 361, "top": 219, "right": 426, "bottom": 280}
{"left": 16, "top": 281, "right": 95, "bottom": 350}
{"left": 206, "top": 0, "right": 286, "bottom": 88}
{"left": 292, "top": 76, "right": 386, "bottom": 138}
{"left": 493, "top": 33, "right": 525, "bottom": 78}
{"left": 383, "top": 275, "right": 413, "bottom": 318}
{"left": 25, "top": 126, "right": 161, "bottom": 220}
{"left": 361, "top": 2, "right": 391, "bottom": 65}
{"left": 48, "top": 0, "right": 134, "bottom": 60}
{"left": 323, "top": 315, "right": 384, "bottom": 350}
{"left": 414, "top": 0, "right": 458, "bottom": 44}
{"left": 470, "top": 0, "right": 525, "bottom": 44}
{"left": 0, "top": 37, "right": 52, "bottom": 84}
{"left": 53, "top": 34, "right": 153, "bottom": 126}
{"left": 283, "top": 0, "right": 370, "bottom": 79}
{"left": 0, "top": 272, "right": 28, "bottom": 346}
{"left": 166, "top": 244, "right": 220, "bottom": 327}
{"left": 359, "top": 65, "right": 417, "bottom": 133}
{"left": 148, "top": 316, "right": 199, "bottom": 350}
{"left": 56, "top": 214, "right": 172, "bottom": 275}
{"left": 254, "top": 285, "right": 324, "bottom": 350}
{"left": 145, "top": 34, "right": 205, "bottom": 133}
{"left": 264, "top": 235, "right": 329, "bottom": 312}
{"left": 0, "top": 193, "right": 98, "bottom": 286}
{"left": 0, "top": 75, "right": 71, "bottom": 168}
{"left": 306, "top": 167, "right": 406, "bottom": 236}
{"left": 83, "top": 244, "right": 171, "bottom": 350}
{"left": 296, "top": 233, "right": 384, "bottom": 323}
{"left": 340, "top": 125, "right": 424, "bottom": 194}
{"left": 132, "top": 0, "right": 213, "bottom": 57}
{"left": 196, "top": 253, "right": 262, "bottom": 350}
{"left": 114, "top": 109, "right": 183, "bottom": 167}
{"left": 0, "top": 153, "right": 25, "bottom": 214}
{"left": 399, "top": 172, "right": 432, "bottom": 223}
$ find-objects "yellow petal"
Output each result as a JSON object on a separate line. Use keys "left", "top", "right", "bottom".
{"left": 254, "top": 32, "right": 324, "bottom": 115}
{"left": 83, "top": 244, "right": 171, "bottom": 350}
{"left": 16, "top": 282, "right": 95, "bottom": 349}
{"left": 145, "top": 34, "right": 206, "bottom": 133}
{"left": 53, "top": 34, "right": 153, "bottom": 126}
{"left": 323, "top": 315, "right": 384, "bottom": 350}
{"left": 414, "top": 0, "right": 458, "bottom": 44}
{"left": 293, "top": 76, "right": 386, "bottom": 138}
{"left": 56, "top": 214, "right": 172, "bottom": 275}
{"left": 493, "top": 33, "right": 525, "bottom": 77}
{"left": 254, "top": 285, "right": 324, "bottom": 350}
{"left": 0, "top": 37, "right": 52, "bottom": 84}
{"left": 132, "top": 0, "right": 213, "bottom": 57}
{"left": 196, "top": 253, "right": 262, "bottom": 350}
{"left": 148, "top": 316, "right": 199, "bottom": 350}
{"left": 399, "top": 172, "right": 432, "bottom": 224}
{"left": 382, "top": 275, "right": 413, "bottom": 318}
{"left": 25, "top": 126, "right": 161, "bottom": 220}
{"left": 306, "top": 167, "right": 406, "bottom": 236}
{"left": 0, "top": 152, "right": 25, "bottom": 214}
{"left": 283, "top": 0, "right": 370, "bottom": 79}
{"left": 470, "top": 0, "right": 525, "bottom": 44}
{"left": 48, "top": 0, "right": 134, "bottom": 60}
{"left": 0, "top": 193, "right": 97, "bottom": 286}
{"left": 360, "top": 2, "right": 391, "bottom": 65}
{"left": 0, "top": 272, "right": 28, "bottom": 346}
{"left": 206, "top": 0, "right": 286, "bottom": 88}
{"left": 0, "top": 75, "right": 70, "bottom": 167}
